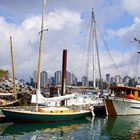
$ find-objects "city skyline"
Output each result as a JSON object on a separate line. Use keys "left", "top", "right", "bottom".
{"left": 0, "top": 0, "right": 140, "bottom": 82}
{"left": 30, "top": 70, "right": 140, "bottom": 87}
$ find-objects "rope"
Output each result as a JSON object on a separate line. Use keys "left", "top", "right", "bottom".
{"left": 95, "top": 21, "right": 120, "bottom": 75}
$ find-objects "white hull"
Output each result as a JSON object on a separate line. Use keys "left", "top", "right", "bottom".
{"left": 105, "top": 97, "right": 140, "bottom": 116}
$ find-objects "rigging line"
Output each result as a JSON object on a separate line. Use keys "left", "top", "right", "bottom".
{"left": 93, "top": 13, "right": 120, "bottom": 75}
{"left": 85, "top": 15, "right": 94, "bottom": 81}
{"left": 86, "top": 24, "right": 92, "bottom": 80}
{"left": 82, "top": 21, "right": 91, "bottom": 77}
{"left": 96, "top": 24, "right": 120, "bottom": 75}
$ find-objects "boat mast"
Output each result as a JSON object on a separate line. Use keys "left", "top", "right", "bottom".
{"left": 10, "top": 36, "right": 17, "bottom": 100}
{"left": 92, "top": 8, "right": 96, "bottom": 88}
{"left": 92, "top": 8, "right": 103, "bottom": 92}
{"left": 36, "top": 0, "right": 46, "bottom": 111}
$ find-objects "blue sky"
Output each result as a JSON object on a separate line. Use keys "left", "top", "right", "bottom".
{"left": 0, "top": 0, "right": 140, "bottom": 81}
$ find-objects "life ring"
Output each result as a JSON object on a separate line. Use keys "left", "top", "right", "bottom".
{"left": 127, "top": 93, "right": 134, "bottom": 99}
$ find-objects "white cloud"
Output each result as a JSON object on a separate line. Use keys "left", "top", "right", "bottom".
{"left": 47, "top": 10, "right": 82, "bottom": 30}
{"left": 1, "top": 0, "right": 140, "bottom": 82}
{"left": 122, "top": 0, "right": 140, "bottom": 17}
{"left": 107, "top": 17, "right": 140, "bottom": 41}
{"left": 0, "top": 10, "right": 84, "bottom": 81}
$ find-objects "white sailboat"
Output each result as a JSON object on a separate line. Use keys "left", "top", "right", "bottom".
{"left": 31, "top": 8, "right": 103, "bottom": 108}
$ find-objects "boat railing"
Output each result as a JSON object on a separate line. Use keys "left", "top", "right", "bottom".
{"left": 0, "top": 105, "right": 44, "bottom": 111}
{"left": 108, "top": 96, "right": 140, "bottom": 103}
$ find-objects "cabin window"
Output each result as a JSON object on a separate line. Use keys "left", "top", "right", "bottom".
{"left": 138, "top": 91, "right": 140, "bottom": 97}
{"left": 50, "top": 111, "right": 53, "bottom": 113}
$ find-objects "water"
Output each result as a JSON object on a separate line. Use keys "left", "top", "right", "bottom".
{"left": 1, "top": 116, "right": 140, "bottom": 140}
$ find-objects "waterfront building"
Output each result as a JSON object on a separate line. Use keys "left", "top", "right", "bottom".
{"left": 33, "top": 70, "right": 37, "bottom": 83}
{"left": 55, "top": 71, "right": 61, "bottom": 85}
{"left": 106, "top": 74, "right": 110, "bottom": 83}
{"left": 138, "top": 77, "right": 140, "bottom": 84}
{"left": 110, "top": 77, "right": 115, "bottom": 84}
{"left": 82, "top": 76, "right": 88, "bottom": 87}
{"left": 115, "top": 75, "right": 122, "bottom": 84}
{"left": 40, "top": 71, "right": 48, "bottom": 89}
{"left": 19, "top": 79, "right": 25, "bottom": 85}
{"left": 71, "top": 73, "right": 77, "bottom": 86}
{"left": 66, "top": 71, "right": 72, "bottom": 86}
{"left": 123, "top": 75, "right": 130, "bottom": 85}
{"left": 49, "top": 77, "right": 55, "bottom": 85}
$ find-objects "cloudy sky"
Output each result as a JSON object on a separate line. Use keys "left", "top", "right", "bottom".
{"left": 0, "top": 0, "right": 140, "bottom": 82}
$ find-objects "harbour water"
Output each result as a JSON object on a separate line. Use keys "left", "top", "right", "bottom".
{"left": 1, "top": 115, "right": 140, "bottom": 140}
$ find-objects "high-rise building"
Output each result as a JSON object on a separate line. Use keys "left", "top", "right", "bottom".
{"left": 110, "top": 77, "right": 115, "bottom": 84}
{"left": 33, "top": 70, "right": 37, "bottom": 83}
{"left": 106, "top": 74, "right": 110, "bottom": 83}
{"left": 71, "top": 73, "right": 77, "bottom": 86}
{"left": 137, "top": 77, "right": 140, "bottom": 84}
{"left": 40, "top": 71, "right": 48, "bottom": 89}
{"left": 55, "top": 71, "right": 61, "bottom": 85}
{"left": 82, "top": 76, "right": 88, "bottom": 87}
{"left": 123, "top": 75, "right": 130, "bottom": 85}
{"left": 49, "top": 77, "right": 55, "bottom": 85}
{"left": 66, "top": 71, "right": 72, "bottom": 86}
{"left": 115, "top": 75, "right": 122, "bottom": 83}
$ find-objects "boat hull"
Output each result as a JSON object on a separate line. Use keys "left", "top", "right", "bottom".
{"left": 104, "top": 97, "right": 140, "bottom": 116}
{"left": 2, "top": 109, "right": 91, "bottom": 123}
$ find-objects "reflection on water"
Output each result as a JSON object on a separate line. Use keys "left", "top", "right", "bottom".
{"left": 102, "top": 116, "right": 140, "bottom": 140}
{"left": 0, "top": 117, "right": 91, "bottom": 140}
{"left": 1, "top": 116, "right": 140, "bottom": 140}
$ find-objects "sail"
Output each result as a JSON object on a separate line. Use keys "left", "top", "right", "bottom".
{"left": 31, "top": 90, "right": 77, "bottom": 104}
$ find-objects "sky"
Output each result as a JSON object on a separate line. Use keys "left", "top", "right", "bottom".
{"left": 0, "top": 0, "right": 140, "bottom": 82}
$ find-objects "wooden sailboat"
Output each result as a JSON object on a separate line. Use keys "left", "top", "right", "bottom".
{"left": 0, "top": 36, "right": 19, "bottom": 107}
{"left": 2, "top": 0, "right": 91, "bottom": 122}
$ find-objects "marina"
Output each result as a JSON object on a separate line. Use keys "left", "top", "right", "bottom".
{"left": 0, "top": 0, "right": 140, "bottom": 139}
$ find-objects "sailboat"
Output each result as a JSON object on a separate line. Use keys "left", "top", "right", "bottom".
{"left": 0, "top": 36, "right": 20, "bottom": 107}
{"left": 31, "top": 8, "right": 103, "bottom": 108}
{"left": 1, "top": 0, "right": 91, "bottom": 122}
{"left": 83, "top": 8, "right": 106, "bottom": 116}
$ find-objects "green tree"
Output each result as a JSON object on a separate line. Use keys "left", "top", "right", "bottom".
{"left": 0, "top": 69, "right": 9, "bottom": 80}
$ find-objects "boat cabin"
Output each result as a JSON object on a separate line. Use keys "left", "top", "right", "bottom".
{"left": 110, "top": 86, "right": 140, "bottom": 100}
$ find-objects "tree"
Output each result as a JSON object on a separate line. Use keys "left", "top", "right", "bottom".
{"left": 0, "top": 69, "right": 9, "bottom": 80}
